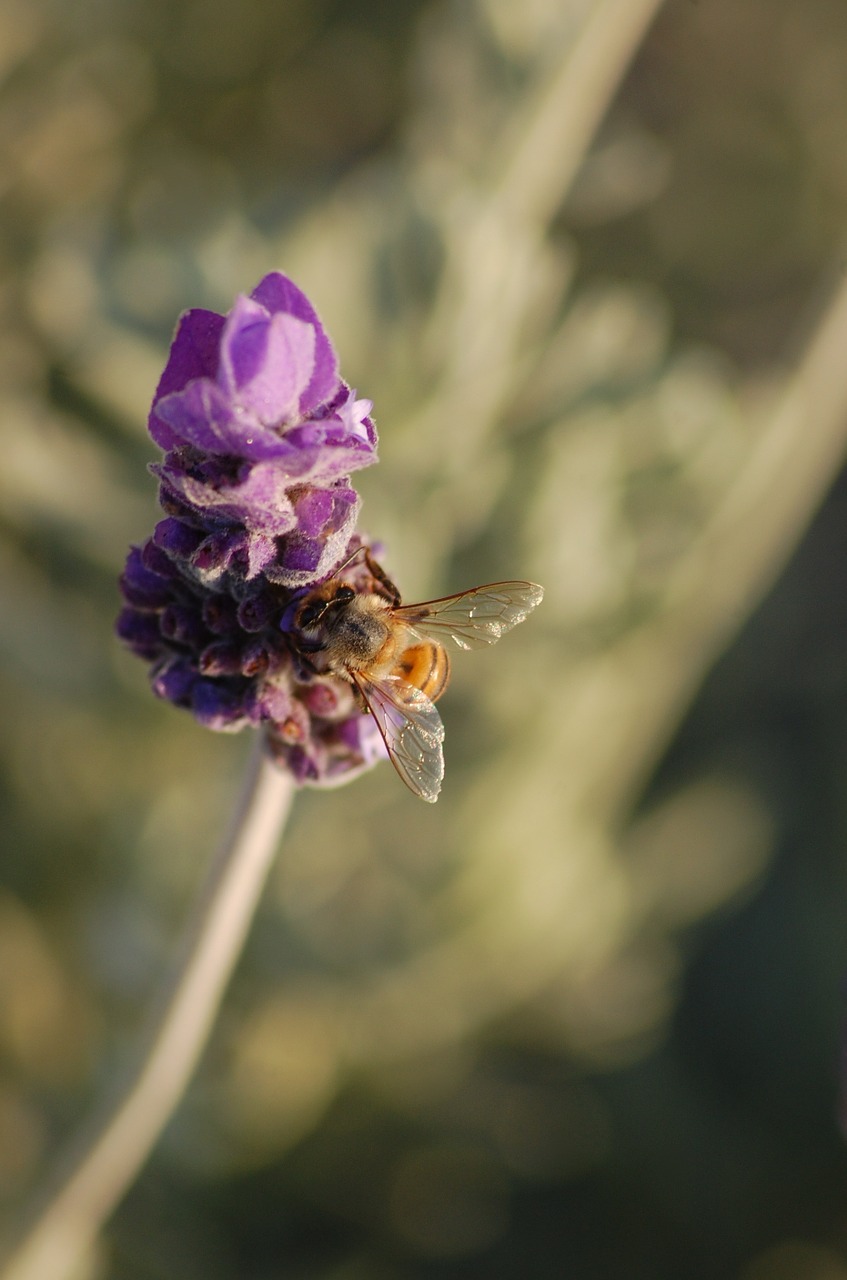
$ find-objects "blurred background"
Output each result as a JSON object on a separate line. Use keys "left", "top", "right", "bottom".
{"left": 2, "top": 0, "right": 847, "bottom": 1275}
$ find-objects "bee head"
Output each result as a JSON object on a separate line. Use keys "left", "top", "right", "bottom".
{"left": 296, "top": 583, "right": 356, "bottom": 634}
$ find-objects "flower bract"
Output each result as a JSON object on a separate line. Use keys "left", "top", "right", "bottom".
{"left": 117, "top": 272, "right": 386, "bottom": 788}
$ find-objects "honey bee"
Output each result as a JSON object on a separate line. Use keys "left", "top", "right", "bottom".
{"left": 291, "top": 548, "right": 543, "bottom": 802}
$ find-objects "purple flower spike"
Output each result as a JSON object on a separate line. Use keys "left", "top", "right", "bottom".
{"left": 118, "top": 272, "right": 383, "bottom": 791}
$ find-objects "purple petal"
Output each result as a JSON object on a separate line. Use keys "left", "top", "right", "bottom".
{"left": 279, "top": 422, "right": 377, "bottom": 483}
{"left": 337, "top": 713, "right": 388, "bottom": 765}
{"left": 243, "top": 531, "right": 278, "bottom": 579}
{"left": 119, "top": 546, "right": 174, "bottom": 608}
{"left": 277, "top": 534, "right": 322, "bottom": 575}
{"left": 202, "top": 594, "right": 240, "bottom": 635}
{"left": 223, "top": 462, "right": 298, "bottom": 532}
{"left": 152, "top": 659, "right": 198, "bottom": 705}
{"left": 218, "top": 296, "right": 316, "bottom": 427}
{"left": 116, "top": 607, "right": 164, "bottom": 658}
{"left": 154, "top": 378, "right": 258, "bottom": 455}
{"left": 192, "top": 528, "right": 247, "bottom": 575}
{"left": 336, "top": 391, "right": 377, "bottom": 448}
{"left": 190, "top": 679, "right": 252, "bottom": 731}
{"left": 301, "top": 679, "right": 355, "bottom": 720}
{"left": 141, "top": 537, "right": 183, "bottom": 578}
{"left": 236, "top": 591, "right": 277, "bottom": 633}
{"left": 250, "top": 272, "right": 339, "bottom": 412}
{"left": 256, "top": 679, "right": 298, "bottom": 726}
{"left": 160, "top": 603, "right": 207, "bottom": 648}
{"left": 293, "top": 488, "right": 335, "bottom": 538}
{"left": 149, "top": 309, "right": 226, "bottom": 448}
{"left": 198, "top": 640, "right": 245, "bottom": 676}
{"left": 240, "top": 638, "right": 270, "bottom": 677}
{"left": 155, "top": 382, "right": 377, "bottom": 472}
{"left": 265, "top": 490, "right": 360, "bottom": 588}
{"left": 155, "top": 457, "right": 298, "bottom": 537}
{"left": 152, "top": 517, "right": 205, "bottom": 562}
{"left": 274, "top": 742, "right": 320, "bottom": 783}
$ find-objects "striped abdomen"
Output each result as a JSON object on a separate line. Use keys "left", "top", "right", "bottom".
{"left": 392, "top": 641, "right": 451, "bottom": 702}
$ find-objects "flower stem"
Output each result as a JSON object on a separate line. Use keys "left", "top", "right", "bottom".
{"left": 0, "top": 736, "right": 294, "bottom": 1280}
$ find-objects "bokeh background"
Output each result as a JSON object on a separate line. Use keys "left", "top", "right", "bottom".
{"left": 2, "top": 0, "right": 847, "bottom": 1276}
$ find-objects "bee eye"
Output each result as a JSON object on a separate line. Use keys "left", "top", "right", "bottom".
{"left": 334, "top": 586, "right": 355, "bottom": 603}
{"left": 299, "top": 600, "right": 327, "bottom": 629}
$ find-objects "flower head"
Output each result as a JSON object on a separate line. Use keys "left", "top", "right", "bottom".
{"left": 118, "top": 273, "right": 385, "bottom": 788}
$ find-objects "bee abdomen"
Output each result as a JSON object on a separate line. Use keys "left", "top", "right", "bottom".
{"left": 393, "top": 641, "right": 450, "bottom": 702}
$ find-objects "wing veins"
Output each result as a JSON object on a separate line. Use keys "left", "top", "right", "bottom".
{"left": 394, "top": 580, "right": 543, "bottom": 651}
{"left": 353, "top": 673, "right": 444, "bottom": 802}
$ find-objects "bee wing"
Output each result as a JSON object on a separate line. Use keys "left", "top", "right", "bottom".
{"left": 353, "top": 674, "right": 445, "bottom": 803}
{"left": 394, "top": 581, "right": 544, "bottom": 651}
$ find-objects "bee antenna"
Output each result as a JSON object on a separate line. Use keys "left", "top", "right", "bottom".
{"left": 331, "top": 544, "right": 368, "bottom": 576}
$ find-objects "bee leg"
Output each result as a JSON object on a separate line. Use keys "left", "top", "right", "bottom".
{"left": 350, "top": 680, "right": 369, "bottom": 712}
{"left": 364, "top": 549, "right": 401, "bottom": 607}
{"left": 283, "top": 635, "right": 322, "bottom": 678}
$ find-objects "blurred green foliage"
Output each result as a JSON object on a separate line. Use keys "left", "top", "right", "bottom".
{"left": 2, "top": 0, "right": 847, "bottom": 1276}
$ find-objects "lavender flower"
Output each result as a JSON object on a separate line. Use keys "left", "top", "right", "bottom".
{"left": 117, "top": 272, "right": 386, "bottom": 788}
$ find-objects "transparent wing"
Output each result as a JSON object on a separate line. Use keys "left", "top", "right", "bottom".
{"left": 394, "top": 581, "right": 544, "bottom": 651}
{"left": 353, "top": 674, "right": 445, "bottom": 803}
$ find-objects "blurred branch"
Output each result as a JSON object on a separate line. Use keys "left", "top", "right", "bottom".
{"left": 574, "top": 267, "right": 847, "bottom": 819}
{"left": 497, "top": 0, "right": 666, "bottom": 225}
{"left": 402, "top": 0, "right": 667, "bottom": 477}
{"left": 0, "top": 737, "right": 294, "bottom": 1280}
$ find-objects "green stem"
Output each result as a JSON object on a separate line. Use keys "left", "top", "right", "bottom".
{"left": 0, "top": 737, "right": 294, "bottom": 1280}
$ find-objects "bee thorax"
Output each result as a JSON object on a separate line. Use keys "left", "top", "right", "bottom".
{"left": 322, "top": 596, "right": 394, "bottom": 673}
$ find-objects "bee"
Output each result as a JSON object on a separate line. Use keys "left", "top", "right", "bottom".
{"left": 291, "top": 548, "right": 543, "bottom": 802}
